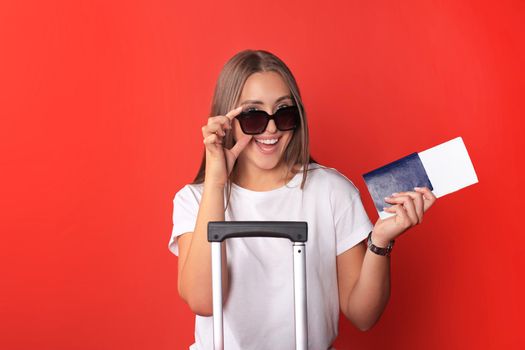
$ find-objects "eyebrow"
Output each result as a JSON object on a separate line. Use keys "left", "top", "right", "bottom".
{"left": 240, "top": 95, "right": 293, "bottom": 106}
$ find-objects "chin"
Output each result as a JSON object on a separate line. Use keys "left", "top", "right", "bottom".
{"left": 252, "top": 157, "right": 282, "bottom": 171}
{"left": 246, "top": 146, "right": 284, "bottom": 171}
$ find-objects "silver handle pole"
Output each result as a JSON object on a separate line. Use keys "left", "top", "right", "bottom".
{"left": 293, "top": 242, "right": 307, "bottom": 350}
{"left": 211, "top": 242, "right": 224, "bottom": 350}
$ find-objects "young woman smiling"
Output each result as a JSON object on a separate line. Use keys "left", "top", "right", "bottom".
{"left": 168, "top": 49, "right": 437, "bottom": 349}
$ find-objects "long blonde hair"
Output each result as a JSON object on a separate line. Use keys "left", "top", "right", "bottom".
{"left": 191, "top": 49, "right": 317, "bottom": 208}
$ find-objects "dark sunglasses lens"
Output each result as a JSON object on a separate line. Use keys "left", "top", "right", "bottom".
{"left": 239, "top": 111, "right": 268, "bottom": 134}
{"left": 275, "top": 106, "right": 299, "bottom": 131}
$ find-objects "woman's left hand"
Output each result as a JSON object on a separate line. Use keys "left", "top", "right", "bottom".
{"left": 371, "top": 187, "right": 437, "bottom": 246}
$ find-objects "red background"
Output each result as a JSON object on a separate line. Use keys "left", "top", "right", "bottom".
{"left": 1, "top": 0, "right": 523, "bottom": 349}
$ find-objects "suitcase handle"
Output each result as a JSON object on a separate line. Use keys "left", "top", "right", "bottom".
{"left": 207, "top": 220, "right": 308, "bottom": 350}
{"left": 207, "top": 221, "right": 307, "bottom": 243}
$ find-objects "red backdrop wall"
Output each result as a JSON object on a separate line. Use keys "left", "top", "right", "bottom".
{"left": 1, "top": 0, "right": 523, "bottom": 349}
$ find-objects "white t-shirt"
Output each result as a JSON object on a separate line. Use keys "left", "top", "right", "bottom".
{"left": 169, "top": 163, "right": 374, "bottom": 350}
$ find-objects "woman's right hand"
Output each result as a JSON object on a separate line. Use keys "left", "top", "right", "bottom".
{"left": 202, "top": 106, "right": 252, "bottom": 187}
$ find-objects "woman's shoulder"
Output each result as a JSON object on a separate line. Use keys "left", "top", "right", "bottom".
{"left": 174, "top": 182, "right": 204, "bottom": 202}
{"left": 305, "top": 162, "right": 362, "bottom": 198}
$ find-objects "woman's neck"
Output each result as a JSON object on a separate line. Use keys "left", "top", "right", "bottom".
{"left": 231, "top": 161, "right": 300, "bottom": 191}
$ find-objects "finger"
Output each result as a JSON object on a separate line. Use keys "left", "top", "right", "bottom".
{"left": 208, "top": 115, "right": 232, "bottom": 127}
{"left": 414, "top": 187, "right": 437, "bottom": 211}
{"left": 384, "top": 204, "right": 412, "bottom": 230}
{"left": 202, "top": 122, "right": 228, "bottom": 138}
{"left": 203, "top": 115, "right": 233, "bottom": 138}
{"left": 392, "top": 191, "right": 424, "bottom": 223}
{"left": 203, "top": 133, "right": 223, "bottom": 147}
{"left": 385, "top": 195, "right": 418, "bottom": 226}
{"left": 206, "top": 115, "right": 232, "bottom": 130}
{"left": 229, "top": 134, "right": 253, "bottom": 158}
{"left": 225, "top": 106, "right": 244, "bottom": 120}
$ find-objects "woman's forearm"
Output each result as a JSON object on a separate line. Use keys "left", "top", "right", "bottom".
{"left": 344, "top": 233, "right": 392, "bottom": 331}
{"left": 179, "top": 181, "right": 229, "bottom": 315}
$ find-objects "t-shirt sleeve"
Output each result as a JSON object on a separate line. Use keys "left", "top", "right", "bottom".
{"left": 168, "top": 185, "right": 201, "bottom": 256}
{"left": 334, "top": 181, "right": 374, "bottom": 256}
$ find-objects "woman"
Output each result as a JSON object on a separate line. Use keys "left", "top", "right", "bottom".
{"left": 169, "top": 49, "right": 436, "bottom": 349}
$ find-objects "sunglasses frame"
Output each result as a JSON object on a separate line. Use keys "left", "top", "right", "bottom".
{"left": 237, "top": 105, "right": 300, "bottom": 135}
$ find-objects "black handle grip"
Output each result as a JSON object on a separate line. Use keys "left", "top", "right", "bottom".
{"left": 207, "top": 221, "right": 307, "bottom": 243}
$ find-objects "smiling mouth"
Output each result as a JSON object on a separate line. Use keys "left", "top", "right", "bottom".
{"left": 254, "top": 137, "right": 280, "bottom": 154}
{"left": 255, "top": 137, "right": 279, "bottom": 145}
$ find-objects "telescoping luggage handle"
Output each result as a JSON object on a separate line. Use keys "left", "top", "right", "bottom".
{"left": 208, "top": 221, "right": 308, "bottom": 350}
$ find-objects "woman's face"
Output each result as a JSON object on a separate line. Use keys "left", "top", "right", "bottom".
{"left": 233, "top": 71, "right": 295, "bottom": 172}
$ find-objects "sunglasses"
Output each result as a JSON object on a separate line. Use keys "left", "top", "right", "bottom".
{"left": 237, "top": 105, "right": 300, "bottom": 135}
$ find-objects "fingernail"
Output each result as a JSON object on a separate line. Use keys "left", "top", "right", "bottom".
{"left": 414, "top": 187, "right": 421, "bottom": 190}
{"left": 384, "top": 196, "right": 391, "bottom": 200}
{"left": 391, "top": 192, "right": 398, "bottom": 196}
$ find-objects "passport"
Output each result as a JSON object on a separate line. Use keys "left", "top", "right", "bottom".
{"left": 362, "top": 137, "right": 478, "bottom": 219}
{"left": 363, "top": 152, "right": 433, "bottom": 213}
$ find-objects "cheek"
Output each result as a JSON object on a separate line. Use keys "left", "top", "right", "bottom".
{"left": 280, "top": 132, "right": 294, "bottom": 148}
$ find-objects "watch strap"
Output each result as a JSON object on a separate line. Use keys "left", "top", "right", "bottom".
{"left": 367, "top": 231, "right": 395, "bottom": 256}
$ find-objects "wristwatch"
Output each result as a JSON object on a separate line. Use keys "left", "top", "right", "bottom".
{"left": 367, "top": 231, "right": 395, "bottom": 256}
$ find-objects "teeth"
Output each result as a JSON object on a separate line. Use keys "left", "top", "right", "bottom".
{"left": 256, "top": 138, "right": 279, "bottom": 145}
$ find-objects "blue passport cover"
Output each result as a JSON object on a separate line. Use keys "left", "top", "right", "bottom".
{"left": 363, "top": 153, "right": 434, "bottom": 213}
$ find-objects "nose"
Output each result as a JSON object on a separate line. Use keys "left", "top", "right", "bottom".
{"left": 266, "top": 118, "right": 277, "bottom": 133}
